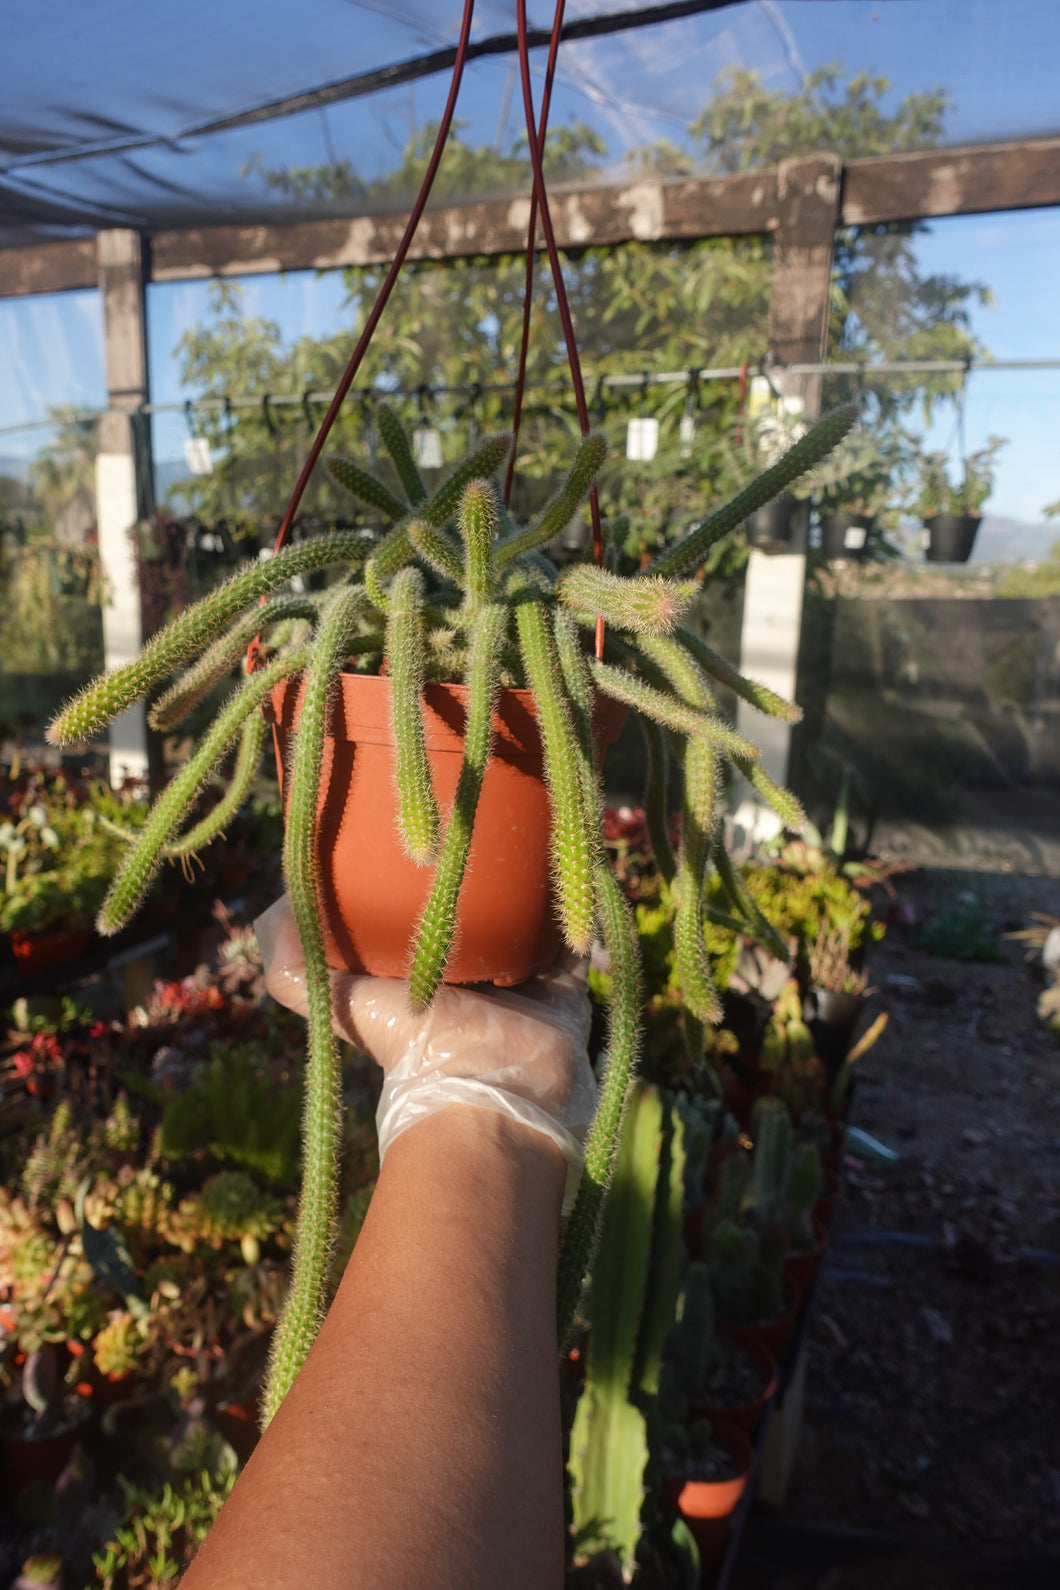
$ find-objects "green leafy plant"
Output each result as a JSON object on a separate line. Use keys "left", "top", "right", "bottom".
{"left": 915, "top": 437, "right": 1005, "bottom": 518}
{"left": 47, "top": 397, "right": 854, "bottom": 1423}
{"left": 159, "top": 1044, "right": 303, "bottom": 1188}
{"left": 909, "top": 906, "right": 1005, "bottom": 963}
{"left": 92, "top": 1470, "right": 235, "bottom": 1590}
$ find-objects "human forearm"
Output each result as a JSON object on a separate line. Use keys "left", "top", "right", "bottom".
{"left": 182, "top": 1106, "right": 567, "bottom": 1590}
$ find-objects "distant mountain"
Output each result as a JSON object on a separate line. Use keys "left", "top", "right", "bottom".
{"left": 0, "top": 454, "right": 30, "bottom": 484}
{"left": 972, "top": 515, "right": 1059, "bottom": 564}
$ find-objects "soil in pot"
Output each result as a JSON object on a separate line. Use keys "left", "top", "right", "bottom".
{"left": 819, "top": 511, "right": 873, "bottom": 560}
{"left": 924, "top": 512, "right": 981, "bottom": 564}
{"left": 690, "top": 1336, "right": 778, "bottom": 1436}
{"left": 266, "top": 672, "right": 624, "bottom": 985}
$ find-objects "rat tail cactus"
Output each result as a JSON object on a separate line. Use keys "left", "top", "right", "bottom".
{"left": 47, "top": 399, "right": 855, "bottom": 1420}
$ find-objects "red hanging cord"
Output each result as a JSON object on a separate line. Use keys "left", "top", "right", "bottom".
{"left": 503, "top": 0, "right": 565, "bottom": 509}
{"left": 247, "top": 0, "right": 478, "bottom": 671}
{"left": 515, "top": 0, "right": 606, "bottom": 661}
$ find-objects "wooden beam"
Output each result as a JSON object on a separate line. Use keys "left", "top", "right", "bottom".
{"left": 0, "top": 135, "right": 1058, "bottom": 299}
{"left": 843, "top": 134, "right": 1060, "bottom": 225}
{"left": 148, "top": 170, "right": 781, "bottom": 280}
{"left": 0, "top": 236, "right": 96, "bottom": 296}
{"left": 768, "top": 154, "right": 842, "bottom": 418}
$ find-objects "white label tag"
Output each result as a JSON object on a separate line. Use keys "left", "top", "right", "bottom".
{"left": 844, "top": 525, "right": 867, "bottom": 549}
{"left": 626, "top": 416, "right": 659, "bottom": 462}
{"left": 184, "top": 436, "right": 212, "bottom": 475}
{"left": 413, "top": 425, "right": 443, "bottom": 469}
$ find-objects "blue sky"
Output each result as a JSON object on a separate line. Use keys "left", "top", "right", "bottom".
{"left": 2, "top": 1, "right": 1059, "bottom": 540}
{"left": 3, "top": 205, "right": 1058, "bottom": 539}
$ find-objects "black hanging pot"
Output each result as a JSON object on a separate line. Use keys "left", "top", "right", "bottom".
{"left": 803, "top": 987, "right": 864, "bottom": 1081}
{"left": 819, "top": 511, "right": 873, "bottom": 562}
{"left": 924, "top": 512, "right": 981, "bottom": 564}
{"left": 746, "top": 494, "right": 796, "bottom": 551}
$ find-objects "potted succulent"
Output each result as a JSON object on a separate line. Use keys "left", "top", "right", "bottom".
{"left": 47, "top": 397, "right": 855, "bottom": 1422}
{"left": 811, "top": 433, "right": 900, "bottom": 561}
{"left": 916, "top": 437, "right": 1005, "bottom": 563}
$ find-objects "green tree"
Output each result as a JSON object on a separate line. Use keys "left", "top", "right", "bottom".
{"left": 175, "top": 68, "right": 986, "bottom": 559}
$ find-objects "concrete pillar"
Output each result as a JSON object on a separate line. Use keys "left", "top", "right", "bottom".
{"left": 734, "top": 157, "right": 841, "bottom": 837}
{"left": 95, "top": 230, "right": 153, "bottom": 786}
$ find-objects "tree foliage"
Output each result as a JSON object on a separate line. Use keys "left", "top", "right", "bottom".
{"left": 175, "top": 67, "right": 987, "bottom": 561}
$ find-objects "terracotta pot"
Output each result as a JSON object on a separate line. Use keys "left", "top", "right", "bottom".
{"left": 814, "top": 1170, "right": 842, "bottom": 1229}
{"left": 10, "top": 930, "right": 89, "bottom": 978}
{"left": 0, "top": 1411, "right": 87, "bottom": 1491}
{"left": 724, "top": 1273, "right": 803, "bottom": 1365}
{"left": 784, "top": 1217, "right": 827, "bottom": 1297}
{"left": 666, "top": 1418, "right": 754, "bottom": 1570}
{"left": 691, "top": 1336, "right": 778, "bottom": 1436}
{"left": 266, "top": 673, "right": 624, "bottom": 984}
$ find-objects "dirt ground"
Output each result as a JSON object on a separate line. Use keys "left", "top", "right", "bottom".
{"left": 734, "top": 865, "right": 1060, "bottom": 1590}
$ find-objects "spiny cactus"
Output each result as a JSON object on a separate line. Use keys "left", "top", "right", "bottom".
{"left": 45, "top": 402, "right": 853, "bottom": 1422}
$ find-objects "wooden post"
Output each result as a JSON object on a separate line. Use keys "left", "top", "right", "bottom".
{"left": 96, "top": 230, "right": 154, "bottom": 786}
{"left": 734, "top": 157, "right": 841, "bottom": 839}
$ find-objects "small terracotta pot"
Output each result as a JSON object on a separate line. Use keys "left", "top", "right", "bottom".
{"left": 784, "top": 1217, "right": 827, "bottom": 1297}
{"left": 814, "top": 1170, "right": 842, "bottom": 1229}
{"left": 691, "top": 1336, "right": 778, "bottom": 1436}
{"left": 668, "top": 1418, "right": 754, "bottom": 1570}
{"left": 267, "top": 673, "right": 624, "bottom": 984}
{"left": 10, "top": 930, "right": 89, "bottom": 977}
{"left": 724, "top": 1273, "right": 803, "bottom": 1364}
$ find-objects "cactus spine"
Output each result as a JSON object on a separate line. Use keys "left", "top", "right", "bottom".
{"left": 47, "top": 533, "right": 368, "bottom": 746}
{"left": 263, "top": 587, "right": 363, "bottom": 1426}
{"left": 386, "top": 568, "right": 439, "bottom": 864}
{"left": 407, "top": 603, "right": 506, "bottom": 1011}
{"left": 96, "top": 650, "right": 309, "bottom": 935}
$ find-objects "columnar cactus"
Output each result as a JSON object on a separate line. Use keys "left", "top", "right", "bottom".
{"left": 46, "top": 400, "right": 855, "bottom": 1420}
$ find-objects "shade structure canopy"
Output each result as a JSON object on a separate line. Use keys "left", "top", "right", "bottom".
{"left": 3, "top": 1, "right": 1059, "bottom": 250}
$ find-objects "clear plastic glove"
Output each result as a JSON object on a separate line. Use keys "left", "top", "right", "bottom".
{"left": 254, "top": 896, "right": 598, "bottom": 1203}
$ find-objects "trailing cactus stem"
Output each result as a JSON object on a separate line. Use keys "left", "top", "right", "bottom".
{"left": 97, "top": 650, "right": 309, "bottom": 935}
{"left": 47, "top": 532, "right": 368, "bottom": 746}
{"left": 514, "top": 593, "right": 596, "bottom": 954}
{"left": 407, "top": 603, "right": 507, "bottom": 1011}
{"left": 639, "top": 715, "right": 675, "bottom": 886}
{"left": 376, "top": 402, "right": 427, "bottom": 505}
{"left": 649, "top": 404, "right": 858, "bottom": 579}
{"left": 164, "top": 709, "right": 267, "bottom": 858}
{"left": 496, "top": 433, "right": 608, "bottom": 568}
{"left": 551, "top": 608, "right": 602, "bottom": 842}
{"left": 559, "top": 567, "right": 694, "bottom": 637}
{"left": 325, "top": 455, "right": 406, "bottom": 521}
{"left": 148, "top": 595, "right": 322, "bottom": 731}
{"left": 386, "top": 568, "right": 439, "bottom": 864}
{"left": 677, "top": 627, "right": 802, "bottom": 724}
{"left": 459, "top": 479, "right": 498, "bottom": 609}
{"left": 589, "top": 659, "right": 760, "bottom": 764}
{"left": 264, "top": 587, "right": 364, "bottom": 1426}
{"left": 419, "top": 434, "right": 513, "bottom": 530}
{"left": 675, "top": 737, "right": 721, "bottom": 1026}
{"left": 407, "top": 520, "right": 464, "bottom": 586}
{"left": 364, "top": 523, "right": 413, "bottom": 611}
{"left": 730, "top": 754, "right": 806, "bottom": 833}
{"left": 712, "top": 839, "right": 789, "bottom": 963}
{"left": 557, "top": 859, "right": 641, "bottom": 1348}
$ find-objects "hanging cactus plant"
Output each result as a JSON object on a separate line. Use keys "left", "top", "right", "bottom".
{"left": 46, "top": 399, "right": 855, "bottom": 1422}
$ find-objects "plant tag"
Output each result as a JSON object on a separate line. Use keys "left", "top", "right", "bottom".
{"left": 626, "top": 416, "right": 659, "bottom": 462}
{"left": 844, "top": 525, "right": 867, "bottom": 550}
{"left": 679, "top": 410, "right": 696, "bottom": 457}
{"left": 413, "top": 425, "right": 443, "bottom": 469}
{"left": 184, "top": 436, "right": 212, "bottom": 475}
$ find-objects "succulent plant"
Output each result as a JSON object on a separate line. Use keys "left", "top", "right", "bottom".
{"left": 47, "top": 399, "right": 854, "bottom": 1423}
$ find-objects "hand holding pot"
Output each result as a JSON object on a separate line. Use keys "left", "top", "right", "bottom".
{"left": 255, "top": 895, "right": 598, "bottom": 1197}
